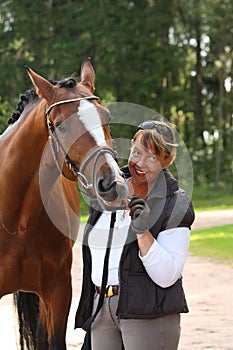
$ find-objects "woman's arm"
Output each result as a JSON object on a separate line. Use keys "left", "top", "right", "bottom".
{"left": 137, "top": 227, "right": 190, "bottom": 288}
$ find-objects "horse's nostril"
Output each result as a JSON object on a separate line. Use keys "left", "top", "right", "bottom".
{"left": 97, "top": 178, "right": 128, "bottom": 202}
{"left": 98, "top": 176, "right": 115, "bottom": 193}
{"left": 98, "top": 177, "right": 113, "bottom": 193}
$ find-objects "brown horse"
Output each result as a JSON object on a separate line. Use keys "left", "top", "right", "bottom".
{"left": 0, "top": 59, "right": 128, "bottom": 349}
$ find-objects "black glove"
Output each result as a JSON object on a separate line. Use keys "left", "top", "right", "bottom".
{"left": 128, "top": 196, "right": 150, "bottom": 234}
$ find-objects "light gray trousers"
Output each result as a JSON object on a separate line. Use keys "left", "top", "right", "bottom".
{"left": 91, "top": 294, "right": 181, "bottom": 350}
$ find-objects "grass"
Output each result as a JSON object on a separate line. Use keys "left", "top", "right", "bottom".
{"left": 190, "top": 225, "right": 233, "bottom": 265}
{"left": 80, "top": 214, "right": 89, "bottom": 223}
{"left": 192, "top": 183, "right": 233, "bottom": 212}
{"left": 190, "top": 184, "right": 233, "bottom": 265}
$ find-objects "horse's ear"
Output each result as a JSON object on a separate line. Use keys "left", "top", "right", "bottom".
{"left": 80, "top": 58, "right": 95, "bottom": 93}
{"left": 26, "top": 66, "right": 56, "bottom": 102}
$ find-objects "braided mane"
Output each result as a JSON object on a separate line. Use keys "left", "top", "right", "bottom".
{"left": 8, "top": 77, "right": 77, "bottom": 125}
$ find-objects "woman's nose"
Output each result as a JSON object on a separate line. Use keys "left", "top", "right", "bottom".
{"left": 135, "top": 155, "right": 145, "bottom": 167}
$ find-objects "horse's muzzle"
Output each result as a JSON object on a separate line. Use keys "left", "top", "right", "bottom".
{"left": 97, "top": 176, "right": 128, "bottom": 210}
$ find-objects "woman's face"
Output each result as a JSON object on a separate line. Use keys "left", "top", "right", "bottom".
{"left": 128, "top": 135, "right": 162, "bottom": 190}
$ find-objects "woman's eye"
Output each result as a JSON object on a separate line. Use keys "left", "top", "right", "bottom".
{"left": 150, "top": 155, "right": 158, "bottom": 162}
{"left": 132, "top": 149, "right": 140, "bottom": 156}
{"left": 150, "top": 156, "right": 155, "bottom": 160}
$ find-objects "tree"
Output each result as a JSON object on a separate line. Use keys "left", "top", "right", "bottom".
{"left": 0, "top": 0, "right": 232, "bottom": 188}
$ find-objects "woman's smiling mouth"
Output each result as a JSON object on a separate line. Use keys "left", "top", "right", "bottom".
{"left": 134, "top": 167, "right": 146, "bottom": 177}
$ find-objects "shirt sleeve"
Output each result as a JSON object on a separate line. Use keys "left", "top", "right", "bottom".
{"left": 139, "top": 227, "right": 190, "bottom": 288}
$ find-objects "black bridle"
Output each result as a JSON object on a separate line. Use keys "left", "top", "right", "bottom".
{"left": 45, "top": 96, "right": 118, "bottom": 192}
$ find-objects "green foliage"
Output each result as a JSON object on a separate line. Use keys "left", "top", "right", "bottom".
{"left": 77, "top": 185, "right": 90, "bottom": 221}
{"left": 0, "top": 98, "right": 11, "bottom": 133}
{"left": 0, "top": 0, "right": 232, "bottom": 188}
{"left": 190, "top": 225, "right": 233, "bottom": 265}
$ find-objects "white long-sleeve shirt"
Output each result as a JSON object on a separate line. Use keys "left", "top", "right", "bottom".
{"left": 89, "top": 210, "right": 190, "bottom": 288}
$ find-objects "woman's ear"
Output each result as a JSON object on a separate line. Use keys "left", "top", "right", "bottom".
{"left": 162, "top": 154, "right": 174, "bottom": 169}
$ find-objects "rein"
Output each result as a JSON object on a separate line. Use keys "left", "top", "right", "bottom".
{"left": 46, "top": 95, "right": 117, "bottom": 191}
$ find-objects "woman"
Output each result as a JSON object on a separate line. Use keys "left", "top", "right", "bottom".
{"left": 75, "top": 120, "right": 195, "bottom": 350}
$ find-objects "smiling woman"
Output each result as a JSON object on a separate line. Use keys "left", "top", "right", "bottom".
{"left": 75, "top": 119, "right": 195, "bottom": 350}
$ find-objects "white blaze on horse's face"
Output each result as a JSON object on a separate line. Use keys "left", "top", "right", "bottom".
{"left": 78, "top": 100, "right": 107, "bottom": 147}
{"left": 78, "top": 100, "right": 120, "bottom": 177}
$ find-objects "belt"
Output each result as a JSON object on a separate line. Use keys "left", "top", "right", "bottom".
{"left": 96, "top": 285, "right": 119, "bottom": 298}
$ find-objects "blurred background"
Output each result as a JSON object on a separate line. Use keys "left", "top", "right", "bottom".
{"left": 0, "top": 0, "right": 232, "bottom": 210}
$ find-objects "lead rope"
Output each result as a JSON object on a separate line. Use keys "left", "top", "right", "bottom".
{"left": 82, "top": 211, "right": 116, "bottom": 332}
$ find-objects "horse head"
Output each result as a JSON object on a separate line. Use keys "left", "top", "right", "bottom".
{"left": 26, "top": 59, "right": 128, "bottom": 211}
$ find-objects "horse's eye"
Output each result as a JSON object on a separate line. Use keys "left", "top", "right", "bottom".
{"left": 55, "top": 122, "right": 66, "bottom": 134}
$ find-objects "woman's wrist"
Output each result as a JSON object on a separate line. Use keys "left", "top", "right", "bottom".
{"left": 136, "top": 231, "right": 154, "bottom": 257}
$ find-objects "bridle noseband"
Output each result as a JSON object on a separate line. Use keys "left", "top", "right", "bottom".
{"left": 45, "top": 95, "right": 117, "bottom": 192}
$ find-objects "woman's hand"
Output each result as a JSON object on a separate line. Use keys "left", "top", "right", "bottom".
{"left": 128, "top": 196, "right": 150, "bottom": 234}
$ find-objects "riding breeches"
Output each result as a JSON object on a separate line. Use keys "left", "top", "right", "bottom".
{"left": 91, "top": 293, "right": 181, "bottom": 350}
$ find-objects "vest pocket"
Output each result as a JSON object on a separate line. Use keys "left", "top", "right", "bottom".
{"left": 127, "top": 274, "right": 165, "bottom": 315}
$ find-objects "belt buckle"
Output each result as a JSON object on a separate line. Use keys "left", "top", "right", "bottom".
{"left": 105, "top": 286, "right": 114, "bottom": 297}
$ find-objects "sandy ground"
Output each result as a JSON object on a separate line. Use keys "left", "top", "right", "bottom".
{"left": 0, "top": 209, "right": 233, "bottom": 349}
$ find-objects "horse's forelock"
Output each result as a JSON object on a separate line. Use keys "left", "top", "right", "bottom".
{"left": 57, "top": 77, "right": 77, "bottom": 88}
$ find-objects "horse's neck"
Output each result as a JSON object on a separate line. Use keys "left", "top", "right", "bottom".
{"left": 1, "top": 109, "right": 47, "bottom": 177}
{"left": 0, "top": 105, "right": 53, "bottom": 233}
